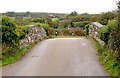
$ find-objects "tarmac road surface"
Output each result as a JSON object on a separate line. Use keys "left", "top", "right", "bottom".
{"left": 1, "top": 38, "right": 108, "bottom": 76}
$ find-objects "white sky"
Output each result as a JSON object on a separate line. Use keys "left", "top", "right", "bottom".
{"left": 0, "top": 0, "right": 118, "bottom": 14}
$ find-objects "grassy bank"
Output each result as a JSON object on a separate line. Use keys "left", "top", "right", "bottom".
{"left": 90, "top": 37, "right": 118, "bottom": 77}
{"left": 1, "top": 37, "right": 48, "bottom": 67}
{"left": 1, "top": 42, "right": 35, "bottom": 66}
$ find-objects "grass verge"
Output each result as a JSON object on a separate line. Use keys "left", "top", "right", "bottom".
{"left": 90, "top": 37, "right": 119, "bottom": 77}
{"left": 1, "top": 42, "right": 35, "bottom": 66}
{"left": 1, "top": 37, "right": 47, "bottom": 67}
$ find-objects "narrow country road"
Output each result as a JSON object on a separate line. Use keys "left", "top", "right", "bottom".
{"left": 1, "top": 38, "right": 108, "bottom": 76}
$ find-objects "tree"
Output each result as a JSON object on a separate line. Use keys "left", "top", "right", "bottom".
{"left": 70, "top": 11, "right": 78, "bottom": 16}
{"left": 74, "top": 11, "right": 78, "bottom": 15}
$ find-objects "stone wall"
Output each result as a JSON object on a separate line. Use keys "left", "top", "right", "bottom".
{"left": 89, "top": 22, "right": 105, "bottom": 46}
{"left": 20, "top": 25, "right": 47, "bottom": 48}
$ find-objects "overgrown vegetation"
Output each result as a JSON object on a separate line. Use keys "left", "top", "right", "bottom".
{"left": 1, "top": 16, "right": 30, "bottom": 66}
{"left": 94, "top": 2, "right": 120, "bottom": 76}
{"left": 99, "top": 20, "right": 117, "bottom": 44}
{"left": 2, "top": 16, "right": 29, "bottom": 46}
{"left": 2, "top": 42, "right": 35, "bottom": 66}
{"left": 92, "top": 38, "right": 118, "bottom": 76}
{"left": 1, "top": 3, "right": 120, "bottom": 77}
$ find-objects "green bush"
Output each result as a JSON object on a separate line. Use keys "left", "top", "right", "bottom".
{"left": 2, "top": 16, "right": 29, "bottom": 46}
{"left": 99, "top": 25, "right": 110, "bottom": 44}
{"left": 17, "top": 26, "right": 29, "bottom": 39}
{"left": 32, "top": 18, "right": 45, "bottom": 23}
{"left": 2, "top": 16, "right": 20, "bottom": 46}
{"left": 2, "top": 16, "right": 29, "bottom": 63}
{"left": 49, "top": 21, "right": 59, "bottom": 29}
{"left": 97, "top": 19, "right": 119, "bottom": 76}
{"left": 73, "top": 21, "right": 89, "bottom": 29}
{"left": 99, "top": 20, "right": 117, "bottom": 44}
{"left": 59, "top": 20, "right": 71, "bottom": 28}
{"left": 36, "top": 23, "right": 49, "bottom": 29}
{"left": 35, "top": 23, "right": 50, "bottom": 36}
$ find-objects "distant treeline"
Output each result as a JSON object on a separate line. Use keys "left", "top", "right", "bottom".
{"left": 2, "top": 11, "right": 67, "bottom": 18}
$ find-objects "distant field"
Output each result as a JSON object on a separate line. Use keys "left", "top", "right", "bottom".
{"left": 51, "top": 18, "right": 59, "bottom": 22}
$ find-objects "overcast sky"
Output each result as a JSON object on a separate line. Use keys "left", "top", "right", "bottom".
{"left": 0, "top": 0, "right": 118, "bottom": 14}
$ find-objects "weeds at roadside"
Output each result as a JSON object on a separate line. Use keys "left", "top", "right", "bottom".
{"left": 1, "top": 38, "right": 45, "bottom": 66}
{"left": 90, "top": 37, "right": 119, "bottom": 77}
